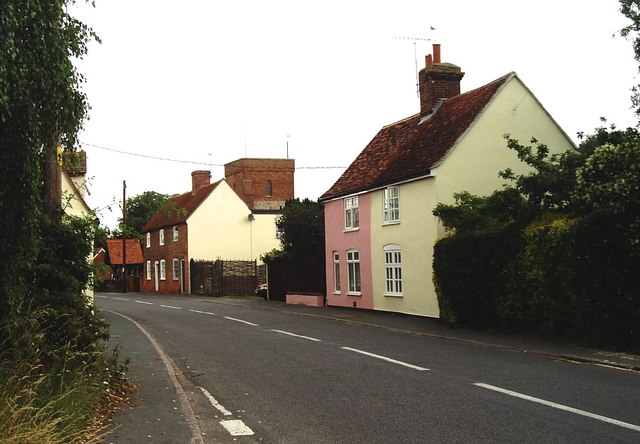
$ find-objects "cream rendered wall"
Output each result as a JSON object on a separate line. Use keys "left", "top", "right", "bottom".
{"left": 61, "top": 171, "right": 94, "bottom": 299}
{"left": 435, "top": 76, "right": 575, "bottom": 236}
{"left": 62, "top": 172, "right": 90, "bottom": 218}
{"left": 370, "top": 178, "right": 440, "bottom": 317}
{"left": 187, "top": 180, "right": 280, "bottom": 261}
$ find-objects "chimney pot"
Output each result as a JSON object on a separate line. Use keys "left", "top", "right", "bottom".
{"left": 425, "top": 54, "right": 433, "bottom": 67}
{"left": 433, "top": 43, "right": 441, "bottom": 64}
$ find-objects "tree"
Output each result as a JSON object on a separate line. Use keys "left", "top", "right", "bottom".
{"left": 117, "top": 191, "right": 169, "bottom": 238}
{"left": 270, "top": 198, "right": 325, "bottom": 263}
{"left": 0, "top": 1, "right": 97, "bottom": 318}
{"left": 620, "top": 0, "right": 640, "bottom": 114}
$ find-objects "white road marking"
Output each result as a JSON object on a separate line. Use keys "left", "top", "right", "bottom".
{"left": 223, "top": 316, "right": 258, "bottom": 326}
{"left": 189, "top": 309, "right": 216, "bottom": 315}
{"left": 220, "top": 419, "right": 254, "bottom": 436}
{"left": 341, "top": 347, "right": 430, "bottom": 371}
{"left": 474, "top": 383, "right": 640, "bottom": 433}
{"left": 160, "top": 304, "right": 181, "bottom": 310}
{"left": 112, "top": 297, "right": 129, "bottom": 301}
{"left": 271, "top": 329, "right": 321, "bottom": 342}
{"left": 197, "top": 386, "right": 232, "bottom": 416}
{"left": 134, "top": 300, "right": 153, "bottom": 305}
{"left": 95, "top": 295, "right": 107, "bottom": 299}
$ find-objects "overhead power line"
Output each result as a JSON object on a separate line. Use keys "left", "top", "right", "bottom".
{"left": 81, "top": 141, "right": 347, "bottom": 170}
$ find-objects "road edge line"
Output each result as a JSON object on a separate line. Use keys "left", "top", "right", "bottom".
{"left": 104, "top": 310, "right": 205, "bottom": 444}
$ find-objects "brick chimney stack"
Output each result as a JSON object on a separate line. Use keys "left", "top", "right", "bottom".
{"left": 191, "top": 170, "right": 211, "bottom": 192}
{"left": 419, "top": 44, "right": 465, "bottom": 118}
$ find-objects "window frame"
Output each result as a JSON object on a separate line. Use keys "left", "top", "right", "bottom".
{"left": 344, "top": 196, "right": 359, "bottom": 231}
{"left": 172, "top": 225, "right": 179, "bottom": 242}
{"left": 172, "top": 258, "right": 179, "bottom": 280}
{"left": 146, "top": 260, "right": 151, "bottom": 280}
{"left": 159, "top": 228, "right": 165, "bottom": 246}
{"left": 384, "top": 244, "right": 403, "bottom": 296}
{"left": 265, "top": 180, "right": 273, "bottom": 197}
{"left": 333, "top": 251, "right": 341, "bottom": 293}
{"left": 145, "top": 232, "right": 151, "bottom": 248}
{"left": 346, "top": 249, "right": 361, "bottom": 295}
{"left": 383, "top": 186, "right": 400, "bottom": 224}
{"left": 160, "top": 259, "right": 166, "bottom": 280}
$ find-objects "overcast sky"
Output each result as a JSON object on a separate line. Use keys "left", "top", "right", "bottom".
{"left": 71, "top": 0, "right": 638, "bottom": 229}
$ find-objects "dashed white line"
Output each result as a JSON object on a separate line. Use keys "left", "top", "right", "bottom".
{"left": 112, "top": 297, "right": 129, "bottom": 301}
{"left": 474, "top": 383, "right": 640, "bottom": 433}
{"left": 134, "top": 300, "right": 154, "bottom": 305}
{"left": 160, "top": 304, "right": 181, "bottom": 310}
{"left": 272, "top": 329, "right": 321, "bottom": 342}
{"left": 223, "top": 316, "right": 258, "bottom": 326}
{"left": 341, "top": 347, "right": 430, "bottom": 371}
{"left": 220, "top": 419, "right": 254, "bottom": 436}
{"left": 189, "top": 309, "right": 216, "bottom": 315}
{"left": 197, "top": 386, "right": 232, "bottom": 416}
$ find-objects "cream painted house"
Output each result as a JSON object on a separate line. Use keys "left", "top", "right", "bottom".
{"left": 319, "top": 44, "right": 574, "bottom": 318}
{"left": 141, "top": 159, "right": 294, "bottom": 294}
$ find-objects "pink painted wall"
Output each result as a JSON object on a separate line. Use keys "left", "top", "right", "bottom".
{"left": 323, "top": 194, "right": 373, "bottom": 309}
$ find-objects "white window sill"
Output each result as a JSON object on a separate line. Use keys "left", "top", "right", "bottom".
{"left": 384, "top": 293, "right": 403, "bottom": 298}
{"left": 343, "top": 227, "right": 360, "bottom": 233}
{"left": 333, "top": 291, "right": 341, "bottom": 295}
{"left": 382, "top": 220, "right": 400, "bottom": 226}
{"left": 347, "top": 292, "right": 362, "bottom": 296}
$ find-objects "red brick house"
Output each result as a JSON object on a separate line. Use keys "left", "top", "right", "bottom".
{"left": 141, "top": 158, "right": 294, "bottom": 294}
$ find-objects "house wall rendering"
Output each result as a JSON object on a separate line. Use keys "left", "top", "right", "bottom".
{"left": 434, "top": 76, "right": 576, "bottom": 227}
{"left": 324, "top": 194, "right": 373, "bottom": 310}
{"left": 370, "top": 178, "right": 440, "bottom": 317}
{"left": 187, "top": 180, "right": 280, "bottom": 262}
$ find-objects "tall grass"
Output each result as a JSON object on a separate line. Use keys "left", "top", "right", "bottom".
{"left": 0, "top": 305, "right": 127, "bottom": 444}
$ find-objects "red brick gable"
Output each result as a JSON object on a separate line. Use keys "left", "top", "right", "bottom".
{"left": 106, "top": 239, "right": 144, "bottom": 265}
{"left": 320, "top": 73, "right": 514, "bottom": 201}
{"left": 142, "top": 180, "right": 222, "bottom": 232}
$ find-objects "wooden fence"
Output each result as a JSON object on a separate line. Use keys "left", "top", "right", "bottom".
{"left": 190, "top": 259, "right": 266, "bottom": 297}
{"left": 266, "top": 258, "right": 326, "bottom": 302}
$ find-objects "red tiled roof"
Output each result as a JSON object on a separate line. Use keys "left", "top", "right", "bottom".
{"left": 106, "top": 239, "right": 144, "bottom": 265}
{"left": 320, "top": 73, "right": 514, "bottom": 200}
{"left": 142, "top": 180, "right": 221, "bottom": 232}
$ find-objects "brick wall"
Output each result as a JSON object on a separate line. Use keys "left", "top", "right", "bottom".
{"left": 141, "top": 223, "right": 190, "bottom": 293}
{"left": 225, "top": 158, "right": 295, "bottom": 210}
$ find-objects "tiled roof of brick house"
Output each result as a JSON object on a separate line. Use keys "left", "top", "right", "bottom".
{"left": 320, "top": 72, "right": 514, "bottom": 201}
{"left": 106, "top": 239, "right": 144, "bottom": 265}
{"left": 142, "top": 180, "right": 222, "bottom": 232}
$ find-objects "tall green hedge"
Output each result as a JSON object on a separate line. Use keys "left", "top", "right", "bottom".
{"left": 433, "top": 216, "right": 640, "bottom": 347}
{"left": 433, "top": 226, "right": 522, "bottom": 330}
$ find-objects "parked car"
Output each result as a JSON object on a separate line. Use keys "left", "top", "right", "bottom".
{"left": 255, "top": 283, "right": 268, "bottom": 299}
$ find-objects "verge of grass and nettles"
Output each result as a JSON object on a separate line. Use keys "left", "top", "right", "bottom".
{"left": 0, "top": 302, "right": 131, "bottom": 444}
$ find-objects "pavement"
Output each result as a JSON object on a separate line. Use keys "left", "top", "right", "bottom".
{"left": 95, "top": 293, "right": 640, "bottom": 443}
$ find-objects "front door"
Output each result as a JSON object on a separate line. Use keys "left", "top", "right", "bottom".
{"left": 180, "top": 259, "right": 186, "bottom": 294}
{"left": 154, "top": 261, "right": 159, "bottom": 292}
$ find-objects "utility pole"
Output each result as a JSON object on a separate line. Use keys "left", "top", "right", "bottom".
{"left": 122, "top": 180, "right": 127, "bottom": 293}
{"left": 44, "top": 132, "right": 62, "bottom": 219}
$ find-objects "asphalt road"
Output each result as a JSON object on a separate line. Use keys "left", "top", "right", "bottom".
{"left": 96, "top": 293, "right": 640, "bottom": 443}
